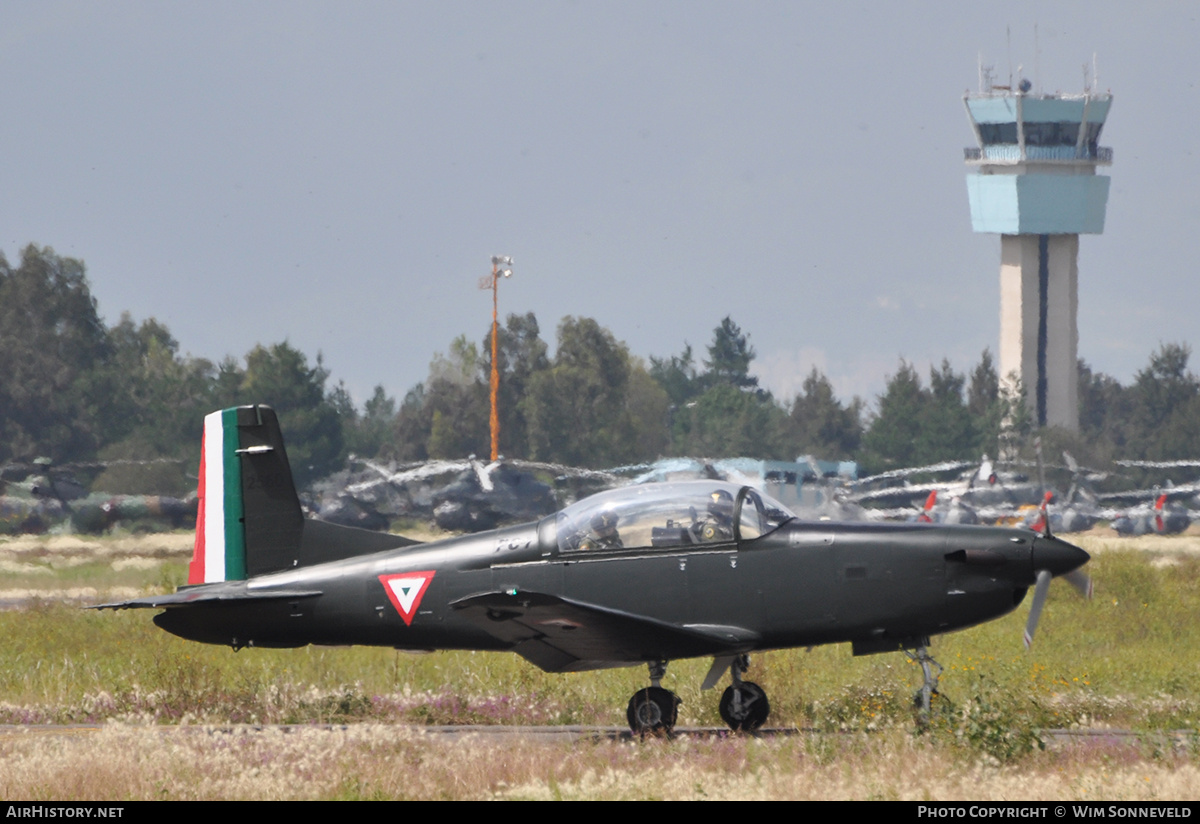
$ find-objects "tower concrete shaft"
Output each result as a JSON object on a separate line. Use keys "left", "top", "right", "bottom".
{"left": 999, "top": 234, "right": 1078, "bottom": 429}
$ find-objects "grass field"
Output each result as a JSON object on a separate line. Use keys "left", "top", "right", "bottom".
{"left": 1, "top": 528, "right": 1198, "bottom": 799}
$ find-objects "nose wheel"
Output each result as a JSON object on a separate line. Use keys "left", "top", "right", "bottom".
{"left": 627, "top": 661, "right": 681, "bottom": 736}
{"left": 717, "top": 654, "right": 770, "bottom": 731}
{"left": 719, "top": 682, "right": 769, "bottom": 731}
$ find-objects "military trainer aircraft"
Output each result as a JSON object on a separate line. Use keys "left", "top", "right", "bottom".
{"left": 98, "top": 406, "right": 1091, "bottom": 734}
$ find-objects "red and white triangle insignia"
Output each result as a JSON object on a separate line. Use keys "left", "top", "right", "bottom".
{"left": 379, "top": 571, "right": 436, "bottom": 626}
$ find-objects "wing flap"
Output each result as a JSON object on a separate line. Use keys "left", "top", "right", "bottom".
{"left": 450, "top": 590, "right": 757, "bottom": 672}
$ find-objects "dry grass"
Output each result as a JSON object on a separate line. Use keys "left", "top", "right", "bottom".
{"left": 0, "top": 533, "right": 194, "bottom": 557}
{"left": 2, "top": 530, "right": 1200, "bottom": 799}
{"left": 1078, "top": 529, "right": 1200, "bottom": 557}
{"left": 0, "top": 725, "right": 1196, "bottom": 801}
{"left": 0, "top": 532, "right": 190, "bottom": 604}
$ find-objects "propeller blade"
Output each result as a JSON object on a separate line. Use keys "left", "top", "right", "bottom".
{"left": 1023, "top": 569, "right": 1052, "bottom": 649}
{"left": 1063, "top": 569, "right": 1094, "bottom": 599}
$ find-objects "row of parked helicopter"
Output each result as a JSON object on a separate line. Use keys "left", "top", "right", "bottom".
{"left": 311, "top": 450, "right": 1198, "bottom": 538}
{"left": 3, "top": 450, "right": 1198, "bottom": 538}
{"left": 0, "top": 459, "right": 195, "bottom": 536}
{"left": 842, "top": 454, "right": 1195, "bottom": 536}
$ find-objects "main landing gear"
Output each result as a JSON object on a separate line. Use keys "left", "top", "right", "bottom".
{"left": 626, "top": 661, "right": 680, "bottom": 736}
{"left": 625, "top": 654, "right": 771, "bottom": 735}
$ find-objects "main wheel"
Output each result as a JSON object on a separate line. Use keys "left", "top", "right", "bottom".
{"left": 719, "top": 681, "right": 770, "bottom": 731}
{"left": 626, "top": 687, "right": 680, "bottom": 735}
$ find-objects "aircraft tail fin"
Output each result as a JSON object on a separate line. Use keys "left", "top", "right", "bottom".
{"left": 189, "top": 406, "right": 304, "bottom": 584}
{"left": 1154, "top": 493, "right": 1168, "bottom": 534}
{"left": 188, "top": 405, "right": 420, "bottom": 586}
{"left": 918, "top": 490, "right": 937, "bottom": 522}
{"left": 1030, "top": 490, "right": 1053, "bottom": 535}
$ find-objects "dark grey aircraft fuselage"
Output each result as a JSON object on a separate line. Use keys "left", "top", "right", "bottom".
{"left": 154, "top": 515, "right": 1085, "bottom": 667}
{"left": 102, "top": 405, "right": 1091, "bottom": 733}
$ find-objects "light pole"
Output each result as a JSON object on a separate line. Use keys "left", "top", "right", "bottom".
{"left": 481, "top": 255, "right": 513, "bottom": 462}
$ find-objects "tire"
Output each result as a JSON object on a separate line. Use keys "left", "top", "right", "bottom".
{"left": 626, "top": 687, "right": 680, "bottom": 735}
{"left": 718, "top": 681, "right": 770, "bottom": 731}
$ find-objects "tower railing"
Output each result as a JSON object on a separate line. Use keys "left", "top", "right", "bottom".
{"left": 964, "top": 146, "right": 1113, "bottom": 164}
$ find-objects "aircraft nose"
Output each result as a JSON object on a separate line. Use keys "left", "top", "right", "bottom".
{"left": 1031, "top": 534, "right": 1090, "bottom": 577}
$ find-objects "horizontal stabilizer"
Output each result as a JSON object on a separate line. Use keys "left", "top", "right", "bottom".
{"left": 91, "top": 585, "right": 322, "bottom": 611}
{"left": 299, "top": 517, "right": 421, "bottom": 564}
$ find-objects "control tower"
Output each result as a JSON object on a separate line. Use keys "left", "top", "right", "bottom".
{"left": 964, "top": 78, "right": 1112, "bottom": 430}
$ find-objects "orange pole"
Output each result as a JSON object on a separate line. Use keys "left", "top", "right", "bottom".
{"left": 489, "top": 262, "right": 500, "bottom": 462}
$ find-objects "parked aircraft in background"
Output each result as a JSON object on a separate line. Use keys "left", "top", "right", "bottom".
{"left": 0, "top": 460, "right": 196, "bottom": 535}
{"left": 915, "top": 489, "right": 980, "bottom": 525}
{"left": 1109, "top": 494, "right": 1191, "bottom": 536}
{"left": 849, "top": 457, "right": 1054, "bottom": 521}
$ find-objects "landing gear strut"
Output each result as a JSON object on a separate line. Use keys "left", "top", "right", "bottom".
{"left": 626, "top": 660, "right": 680, "bottom": 736}
{"left": 909, "top": 640, "right": 945, "bottom": 723}
{"left": 717, "top": 654, "right": 770, "bottom": 732}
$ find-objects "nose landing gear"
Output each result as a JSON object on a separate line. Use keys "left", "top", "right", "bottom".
{"left": 717, "top": 654, "right": 770, "bottom": 732}
{"left": 909, "top": 640, "right": 948, "bottom": 726}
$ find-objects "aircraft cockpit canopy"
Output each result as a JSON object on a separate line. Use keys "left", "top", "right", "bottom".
{"left": 554, "top": 481, "right": 795, "bottom": 553}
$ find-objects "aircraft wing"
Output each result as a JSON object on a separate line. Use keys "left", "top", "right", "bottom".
{"left": 450, "top": 590, "right": 758, "bottom": 673}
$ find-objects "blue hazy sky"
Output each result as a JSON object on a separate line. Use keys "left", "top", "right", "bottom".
{"left": 2, "top": 2, "right": 1196, "bottom": 410}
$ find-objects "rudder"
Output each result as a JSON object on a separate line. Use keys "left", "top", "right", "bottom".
{"left": 188, "top": 405, "right": 304, "bottom": 583}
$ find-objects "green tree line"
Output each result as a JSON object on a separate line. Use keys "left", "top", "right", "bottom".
{"left": 0, "top": 246, "right": 343, "bottom": 491}
{"left": 4, "top": 244, "right": 1200, "bottom": 490}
